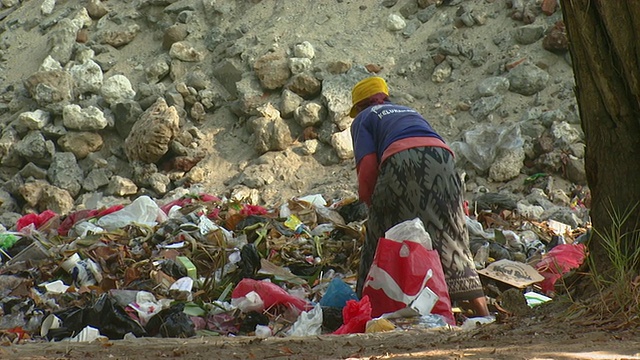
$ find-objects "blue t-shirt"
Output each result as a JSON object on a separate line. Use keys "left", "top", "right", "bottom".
{"left": 350, "top": 102, "right": 444, "bottom": 165}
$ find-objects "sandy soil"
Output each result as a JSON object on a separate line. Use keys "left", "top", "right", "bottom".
{"left": 4, "top": 317, "right": 640, "bottom": 360}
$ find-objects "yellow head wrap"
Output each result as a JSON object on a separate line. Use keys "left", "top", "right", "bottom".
{"left": 349, "top": 77, "right": 389, "bottom": 118}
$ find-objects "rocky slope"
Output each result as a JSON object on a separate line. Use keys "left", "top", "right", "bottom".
{"left": 0, "top": 0, "right": 585, "bottom": 230}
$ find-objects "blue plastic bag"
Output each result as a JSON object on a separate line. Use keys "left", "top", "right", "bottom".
{"left": 319, "top": 278, "right": 358, "bottom": 309}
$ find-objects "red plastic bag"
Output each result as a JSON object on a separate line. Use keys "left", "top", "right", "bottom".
{"left": 362, "top": 237, "right": 455, "bottom": 324}
{"left": 535, "top": 243, "right": 587, "bottom": 293}
{"left": 332, "top": 295, "right": 372, "bottom": 334}
{"left": 16, "top": 210, "right": 57, "bottom": 231}
{"left": 231, "top": 278, "right": 309, "bottom": 312}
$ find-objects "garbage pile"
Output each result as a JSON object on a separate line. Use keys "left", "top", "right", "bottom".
{"left": 0, "top": 185, "right": 590, "bottom": 344}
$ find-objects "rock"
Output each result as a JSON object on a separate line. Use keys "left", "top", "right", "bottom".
{"left": 327, "top": 60, "right": 352, "bottom": 74}
{"left": 386, "top": 14, "right": 406, "bottom": 31}
{"left": 293, "top": 41, "right": 315, "bottom": 59}
{"left": 19, "top": 162, "right": 48, "bottom": 180}
{"left": 145, "top": 57, "right": 171, "bottom": 84}
{"left": 0, "top": 189, "right": 18, "bottom": 213}
{"left": 513, "top": 25, "right": 545, "bottom": 45}
{"left": 190, "top": 102, "right": 206, "bottom": 122}
{"left": 39, "top": 185, "right": 75, "bottom": 215}
{"left": 280, "top": 89, "right": 304, "bottom": 119}
{"left": 41, "top": 0, "right": 56, "bottom": 15}
{"left": 541, "top": 0, "right": 557, "bottom": 16}
{"left": 382, "top": 0, "right": 399, "bottom": 7}
{"left": 294, "top": 101, "right": 325, "bottom": 127}
{"left": 229, "top": 185, "right": 261, "bottom": 205}
{"left": 301, "top": 139, "right": 319, "bottom": 155}
{"left": 569, "top": 143, "right": 585, "bottom": 158}
{"left": 516, "top": 202, "right": 545, "bottom": 220}
{"left": 101, "top": 75, "right": 136, "bottom": 105}
{"left": 546, "top": 208, "right": 582, "bottom": 229}
{"left": 499, "top": 288, "right": 531, "bottom": 316}
{"left": 86, "top": 0, "right": 109, "bottom": 19}
{"left": 438, "top": 39, "right": 460, "bottom": 56}
{"left": 322, "top": 71, "right": 365, "bottom": 131}
{"left": 57, "top": 132, "right": 104, "bottom": 159}
{"left": 470, "top": 95, "right": 503, "bottom": 120}
{"left": 48, "top": 152, "right": 84, "bottom": 197}
{"left": 330, "top": 129, "right": 353, "bottom": 160}
{"left": 124, "top": 98, "right": 179, "bottom": 163}
{"left": 14, "top": 131, "right": 56, "bottom": 166}
{"left": 233, "top": 73, "right": 266, "bottom": 116}
{"left": 212, "top": 58, "right": 245, "bottom": 96}
{"left": 540, "top": 109, "right": 566, "bottom": 127}
{"left": 489, "top": 145, "right": 525, "bottom": 182}
{"left": 286, "top": 72, "right": 322, "bottom": 99}
{"left": 62, "top": 104, "right": 108, "bottom": 130}
{"left": 0, "top": 212, "right": 20, "bottom": 230}
{"left": 24, "top": 70, "right": 75, "bottom": 110}
{"left": 163, "top": 24, "right": 188, "bottom": 50}
{"left": 551, "top": 121, "right": 582, "bottom": 148}
{"left": 111, "top": 100, "right": 143, "bottom": 138}
{"left": 507, "top": 64, "right": 549, "bottom": 96}
{"left": 17, "top": 110, "right": 51, "bottom": 131}
{"left": 106, "top": 175, "right": 138, "bottom": 196}
{"left": 70, "top": 59, "right": 103, "bottom": 94}
{"left": 148, "top": 172, "right": 171, "bottom": 195}
{"left": 289, "top": 57, "right": 312, "bottom": 75}
{"left": 254, "top": 50, "right": 291, "bottom": 90}
{"left": 83, "top": 168, "right": 112, "bottom": 191}
{"left": 543, "top": 21, "right": 568, "bottom": 53}
{"left": 476, "top": 77, "right": 510, "bottom": 97}
{"left": 252, "top": 103, "right": 293, "bottom": 154}
{"left": 550, "top": 188, "right": 571, "bottom": 207}
{"left": 18, "top": 180, "right": 49, "bottom": 207}
{"left": 47, "top": 19, "right": 81, "bottom": 65}
{"left": 565, "top": 156, "right": 587, "bottom": 185}
{"left": 99, "top": 23, "right": 140, "bottom": 48}
{"left": 169, "top": 41, "right": 205, "bottom": 62}
{"left": 431, "top": 60, "right": 452, "bottom": 83}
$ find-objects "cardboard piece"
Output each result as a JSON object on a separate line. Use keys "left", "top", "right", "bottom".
{"left": 477, "top": 259, "right": 544, "bottom": 288}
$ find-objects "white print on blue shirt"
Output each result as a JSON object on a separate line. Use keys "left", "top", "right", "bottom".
{"left": 371, "top": 105, "right": 418, "bottom": 119}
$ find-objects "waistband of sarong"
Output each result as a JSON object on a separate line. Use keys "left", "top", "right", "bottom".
{"left": 381, "top": 136, "right": 454, "bottom": 165}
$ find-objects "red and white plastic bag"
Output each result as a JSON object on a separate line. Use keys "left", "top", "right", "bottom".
{"left": 362, "top": 218, "right": 455, "bottom": 324}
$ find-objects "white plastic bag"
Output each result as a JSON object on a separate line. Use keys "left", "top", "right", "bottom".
{"left": 287, "top": 303, "right": 323, "bottom": 337}
{"left": 231, "top": 290, "right": 264, "bottom": 313}
{"left": 384, "top": 217, "right": 432, "bottom": 250}
{"left": 97, "top": 196, "right": 168, "bottom": 230}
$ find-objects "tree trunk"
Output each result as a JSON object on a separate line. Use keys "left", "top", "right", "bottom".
{"left": 560, "top": 0, "right": 640, "bottom": 273}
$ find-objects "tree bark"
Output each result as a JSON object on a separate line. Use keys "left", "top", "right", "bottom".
{"left": 560, "top": 0, "right": 640, "bottom": 272}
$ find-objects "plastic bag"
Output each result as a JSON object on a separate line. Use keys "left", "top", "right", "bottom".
{"left": 319, "top": 278, "right": 359, "bottom": 309}
{"left": 231, "top": 278, "right": 309, "bottom": 312}
{"left": 145, "top": 303, "right": 195, "bottom": 338}
{"left": 362, "top": 219, "right": 455, "bottom": 324}
{"left": 384, "top": 217, "right": 432, "bottom": 250}
{"left": 332, "top": 296, "right": 372, "bottom": 334}
{"left": 287, "top": 303, "right": 323, "bottom": 336}
{"left": 231, "top": 290, "right": 264, "bottom": 313}
{"left": 451, "top": 123, "right": 523, "bottom": 172}
{"left": 16, "top": 210, "right": 57, "bottom": 231}
{"left": 535, "top": 243, "right": 587, "bottom": 293}
{"left": 97, "top": 196, "right": 168, "bottom": 231}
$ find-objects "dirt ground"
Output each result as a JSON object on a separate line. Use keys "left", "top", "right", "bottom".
{"left": 4, "top": 302, "right": 640, "bottom": 360}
